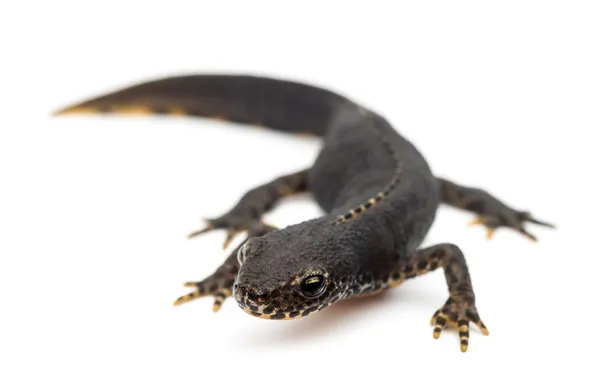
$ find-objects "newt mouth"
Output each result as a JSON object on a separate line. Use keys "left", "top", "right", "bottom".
{"left": 240, "top": 305, "right": 321, "bottom": 320}
{"left": 235, "top": 290, "right": 321, "bottom": 320}
{"left": 242, "top": 308, "right": 301, "bottom": 320}
{"left": 233, "top": 280, "right": 327, "bottom": 320}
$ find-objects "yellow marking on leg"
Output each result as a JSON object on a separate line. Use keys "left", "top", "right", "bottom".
{"left": 431, "top": 312, "right": 447, "bottom": 339}
{"left": 173, "top": 290, "right": 201, "bottom": 306}
{"left": 476, "top": 321, "right": 489, "bottom": 335}
{"left": 523, "top": 232, "right": 538, "bottom": 242}
{"left": 212, "top": 297, "right": 224, "bottom": 312}
{"left": 468, "top": 216, "right": 497, "bottom": 240}
{"left": 187, "top": 224, "right": 214, "bottom": 239}
{"left": 277, "top": 185, "right": 295, "bottom": 196}
{"left": 223, "top": 230, "right": 238, "bottom": 250}
{"left": 432, "top": 319, "right": 446, "bottom": 338}
{"left": 468, "top": 217, "right": 485, "bottom": 227}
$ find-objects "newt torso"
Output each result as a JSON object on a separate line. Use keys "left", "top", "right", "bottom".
{"left": 309, "top": 104, "right": 439, "bottom": 251}
{"left": 251, "top": 103, "right": 440, "bottom": 304}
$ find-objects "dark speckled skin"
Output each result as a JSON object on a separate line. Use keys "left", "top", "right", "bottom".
{"left": 54, "top": 74, "right": 554, "bottom": 352}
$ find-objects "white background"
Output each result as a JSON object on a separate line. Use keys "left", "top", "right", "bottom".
{"left": 1, "top": 1, "right": 599, "bottom": 382}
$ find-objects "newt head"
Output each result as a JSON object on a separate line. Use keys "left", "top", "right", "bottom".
{"left": 231, "top": 221, "right": 350, "bottom": 320}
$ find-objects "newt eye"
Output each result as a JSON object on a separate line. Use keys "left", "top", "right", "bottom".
{"left": 237, "top": 242, "right": 249, "bottom": 266}
{"left": 299, "top": 275, "right": 326, "bottom": 298}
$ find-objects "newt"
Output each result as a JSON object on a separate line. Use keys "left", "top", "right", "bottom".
{"left": 53, "top": 74, "right": 554, "bottom": 352}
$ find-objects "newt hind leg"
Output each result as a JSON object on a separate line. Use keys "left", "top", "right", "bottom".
{"left": 439, "top": 178, "right": 555, "bottom": 241}
{"left": 188, "top": 169, "right": 309, "bottom": 249}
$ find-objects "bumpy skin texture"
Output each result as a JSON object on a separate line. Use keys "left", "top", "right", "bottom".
{"left": 54, "top": 74, "right": 553, "bottom": 352}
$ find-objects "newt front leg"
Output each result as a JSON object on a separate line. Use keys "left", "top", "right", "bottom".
{"left": 174, "top": 225, "right": 277, "bottom": 311}
{"left": 176, "top": 170, "right": 304, "bottom": 310}
{"left": 188, "top": 169, "right": 308, "bottom": 249}
{"left": 173, "top": 248, "right": 239, "bottom": 312}
{"left": 389, "top": 243, "right": 488, "bottom": 352}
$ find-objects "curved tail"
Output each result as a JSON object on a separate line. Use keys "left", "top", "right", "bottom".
{"left": 53, "top": 74, "right": 352, "bottom": 137}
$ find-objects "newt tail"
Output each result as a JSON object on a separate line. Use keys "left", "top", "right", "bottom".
{"left": 53, "top": 74, "right": 351, "bottom": 137}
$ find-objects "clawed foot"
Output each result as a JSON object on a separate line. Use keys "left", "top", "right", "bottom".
{"left": 468, "top": 210, "right": 555, "bottom": 242}
{"left": 173, "top": 268, "right": 237, "bottom": 312}
{"left": 430, "top": 296, "right": 489, "bottom": 353}
{"left": 188, "top": 214, "right": 277, "bottom": 250}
